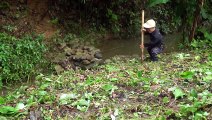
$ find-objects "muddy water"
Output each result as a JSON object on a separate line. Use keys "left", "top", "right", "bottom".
{"left": 97, "top": 33, "right": 181, "bottom": 59}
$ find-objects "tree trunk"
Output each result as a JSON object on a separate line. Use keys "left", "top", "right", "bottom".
{"left": 189, "top": 0, "right": 204, "bottom": 42}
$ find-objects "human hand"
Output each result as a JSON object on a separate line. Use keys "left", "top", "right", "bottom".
{"left": 140, "top": 44, "right": 144, "bottom": 49}
{"left": 141, "top": 28, "right": 146, "bottom": 32}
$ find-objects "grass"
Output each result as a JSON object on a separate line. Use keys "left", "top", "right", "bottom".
{"left": 0, "top": 49, "right": 211, "bottom": 120}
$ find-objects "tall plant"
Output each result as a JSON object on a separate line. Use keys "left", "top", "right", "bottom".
{"left": 0, "top": 33, "right": 46, "bottom": 87}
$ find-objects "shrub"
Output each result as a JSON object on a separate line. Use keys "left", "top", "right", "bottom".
{"left": 0, "top": 33, "right": 46, "bottom": 87}
{"left": 190, "top": 29, "right": 212, "bottom": 49}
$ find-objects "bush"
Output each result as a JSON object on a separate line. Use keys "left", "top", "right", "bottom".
{"left": 0, "top": 33, "right": 46, "bottom": 87}
{"left": 190, "top": 29, "right": 212, "bottom": 49}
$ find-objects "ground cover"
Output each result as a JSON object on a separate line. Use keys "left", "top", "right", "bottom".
{"left": 0, "top": 49, "right": 211, "bottom": 120}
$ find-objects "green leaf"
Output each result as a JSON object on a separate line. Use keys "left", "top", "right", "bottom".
{"left": 0, "top": 116, "right": 7, "bottom": 120}
{"left": 110, "top": 78, "right": 118, "bottom": 82}
{"left": 77, "top": 105, "right": 87, "bottom": 112}
{"left": 137, "top": 71, "right": 143, "bottom": 78}
{"left": 59, "top": 93, "right": 79, "bottom": 105}
{"left": 60, "top": 93, "right": 78, "bottom": 100}
{"left": 76, "top": 99, "right": 90, "bottom": 106}
{"left": 162, "top": 97, "right": 169, "bottom": 103}
{"left": 190, "top": 89, "right": 198, "bottom": 98}
{"left": 0, "top": 106, "right": 18, "bottom": 115}
{"left": 148, "top": 0, "right": 170, "bottom": 7}
{"left": 102, "top": 84, "right": 118, "bottom": 91}
{"left": 72, "top": 99, "right": 90, "bottom": 111}
{"left": 0, "top": 97, "right": 5, "bottom": 105}
{"left": 180, "top": 71, "right": 194, "bottom": 79}
{"left": 169, "top": 87, "right": 185, "bottom": 99}
{"left": 38, "top": 91, "right": 47, "bottom": 96}
{"left": 173, "top": 88, "right": 185, "bottom": 99}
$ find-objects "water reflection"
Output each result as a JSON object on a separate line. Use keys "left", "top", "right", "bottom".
{"left": 97, "top": 33, "right": 181, "bottom": 59}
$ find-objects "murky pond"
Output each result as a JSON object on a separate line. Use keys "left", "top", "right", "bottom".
{"left": 97, "top": 33, "right": 181, "bottom": 59}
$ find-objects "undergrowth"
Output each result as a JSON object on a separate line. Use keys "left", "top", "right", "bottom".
{"left": 0, "top": 48, "right": 211, "bottom": 119}
{"left": 0, "top": 33, "right": 46, "bottom": 87}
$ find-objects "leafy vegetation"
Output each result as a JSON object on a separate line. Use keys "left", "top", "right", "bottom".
{"left": 0, "top": 0, "right": 212, "bottom": 119}
{"left": 0, "top": 49, "right": 211, "bottom": 119}
{"left": 0, "top": 33, "right": 46, "bottom": 87}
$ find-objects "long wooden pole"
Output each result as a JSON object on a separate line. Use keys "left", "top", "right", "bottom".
{"left": 141, "top": 10, "right": 145, "bottom": 61}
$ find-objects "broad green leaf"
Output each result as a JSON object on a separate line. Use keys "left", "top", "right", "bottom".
{"left": 0, "top": 106, "right": 18, "bottom": 115}
{"left": 180, "top": 71, "right": 194, "bottom": 79}
{"left": 173, "top": 88, "right": 185, "bottom": 99}
{"left": 148, "top": 0, "right": 170, "bottom": 7}
{"left": 169, "top": 87, "right": 185, "bottom": 99}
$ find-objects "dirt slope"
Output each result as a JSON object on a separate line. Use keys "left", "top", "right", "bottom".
{"left": 27, "top": 0, "right": 56, "bottom": 38}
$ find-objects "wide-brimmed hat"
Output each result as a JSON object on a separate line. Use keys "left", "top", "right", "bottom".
{"left": 143, "top": 19, "right": 156, "bottom": 28}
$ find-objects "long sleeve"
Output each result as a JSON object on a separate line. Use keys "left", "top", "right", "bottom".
{"left": 146, "top": 29, "right": 163, "bottom": 48}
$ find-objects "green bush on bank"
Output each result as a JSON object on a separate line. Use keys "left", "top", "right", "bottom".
{"left": 191, "top": 29, "right": 212, "bottom": 49}
{"left": 0, "top": 33, "right": 46, "bottom": 87}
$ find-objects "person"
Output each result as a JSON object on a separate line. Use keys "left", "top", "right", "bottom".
{"left": 140, "top": 19, "right": 164, "bottom": 61}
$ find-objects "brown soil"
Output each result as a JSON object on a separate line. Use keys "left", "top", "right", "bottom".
{"left": 0, "top": 0, "right": 57, "bottom": 38}
{"left": 27, "top": 0, "right": 57, "bottom": 38}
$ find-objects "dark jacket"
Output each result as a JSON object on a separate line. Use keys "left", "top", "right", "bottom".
{"left": 144, "top": 29, "right": 164, "bottom": 49}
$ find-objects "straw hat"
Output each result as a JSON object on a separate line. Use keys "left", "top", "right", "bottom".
{"left": 143, "top": 19, "right": 156, "bottom": 28}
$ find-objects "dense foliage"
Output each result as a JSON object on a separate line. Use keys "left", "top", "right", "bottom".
{"left": 49, "top": 0, "right": 145, "bottom": 36}
{"left": 0, "top": 33, "right": 46, "bottom": 87}
{"left": 49, "top": 0, "right": 211, "bottom": 38}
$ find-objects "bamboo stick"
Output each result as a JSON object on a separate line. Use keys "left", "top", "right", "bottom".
{"left": 141, "top": 10, "right": 144, "bottom": 61}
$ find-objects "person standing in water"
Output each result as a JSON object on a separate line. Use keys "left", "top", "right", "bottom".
{"left": 140, "top": 19, "right": 164, "bottom": 61}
